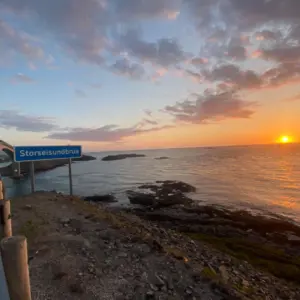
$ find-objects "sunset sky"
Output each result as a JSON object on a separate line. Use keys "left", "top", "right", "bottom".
{"left": 0, "top": 0, "right": 300, "bottom": 151}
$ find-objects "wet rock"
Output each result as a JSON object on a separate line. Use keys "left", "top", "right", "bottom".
{"left": 84, "top": 194, "right": 117, "bottom": 203}
{"left": 128, "top": 191, "right": 155, "bottom": 206}
{"left": 127, "top": 180, "right": 195, "bottom": 208}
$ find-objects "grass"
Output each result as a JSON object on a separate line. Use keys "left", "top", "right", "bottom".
{"left": 187, "top": 233, "right": 300, "bottom": 283}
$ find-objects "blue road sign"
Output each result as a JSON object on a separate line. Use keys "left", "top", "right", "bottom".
{"left": 14, "top": 145, "right": 82, "bottom": 162}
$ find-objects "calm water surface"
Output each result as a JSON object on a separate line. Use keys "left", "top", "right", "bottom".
{"left": 3, "top": 144, "right": 300, "bottom": 221}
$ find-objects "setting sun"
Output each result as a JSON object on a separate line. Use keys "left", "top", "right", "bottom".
{"left": 278, "top": 135, "right": 293, "bottom": 144}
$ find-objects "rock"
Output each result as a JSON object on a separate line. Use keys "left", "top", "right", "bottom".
{"left": 146, "top": 290, "right": 155, "bottom": 299}
{"left": 155, "top": 157, "right": 169, "bottom": 160}
{"left": 102, "top": 154, "right": 146, "bottom": 161}
{"left": 69, "top": 281, "right": 85, "bottom": 294}
{"left": 167, "top": 277, "right": 174, "bottom": 290}
{"left": 242, "top": 279, "right": 250, "bottom": 287}
{"left": 24, "top": 204, "right": 32, "bottom": 210}
{"left": 219, "top": 265, "right": 229, "bottom": 283}
{"left": 154, "top": 274, "right": 165, "bottom": 289}
{"left": 287, "top": 234, "right": 300, "bottom": 242}
{"left": 155, "top": 180, "right": 196, "bottom": 193}
{"left": 127, "top": 191, "right": 155, "bottom": 206}
{"left": 60, "top": 218, "right": 70, "bottom": 224}
{"left": 73, "top": 155, "right": 97, "bottom": 162}
{"left": 84, "top": 194, "right": 117, "bottom": 203}
{"left": 69, "top": 219, "right": 83, "bottom": 233}
{"left": 127, "top": 180, "right": 195, "bottom": 208}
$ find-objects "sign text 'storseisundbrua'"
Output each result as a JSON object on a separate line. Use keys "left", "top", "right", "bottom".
{"left": 14, "top": 145, "right": 82, "bottom": 162}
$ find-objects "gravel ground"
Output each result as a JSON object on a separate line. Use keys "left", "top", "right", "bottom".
{"left": 9, "top": 192, "right": 300, "bottom": 300}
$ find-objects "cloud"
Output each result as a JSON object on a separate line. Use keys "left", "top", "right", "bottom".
{"left": 286, "top": 93, "right": 300, "bottom": 102}
{"left": 0, "top": 19, "right": 43, "bottom": 60}
{"left": 144, "top": 109, "right": 152, "bottom": 117}
{"left": 151, "top": 68, "right": 168, "bottom": 81}
{"left": 0, "top": 0, "right": 108, "bottom": 64}
{"left": 118, "top": 29, "right": 186, "bottom": 68}
{"left": 164, "top": 90, "right": 256, "bottom": 123}
{"left": 0, "top": 110, "right": 57, "bottom": 132}
{"left": 90, "top": 83, "right": 102, "bottom": 89}
{"left": 206, "top": 64, "right": 262, "bottom": 89}
{"left": 0, "top": 0, "right": 182, "bottom": 66}
{"left": 111, "top": 58, "right": 145, "bottom": 79}
{"left": 11, "top": 73, "right": 35, "bottom": 84}
{"left": 190, "top": 57, "right": 208, "bottom": 66}
{"left": 75, "top": 89, "right": 87, "bottom": 98}
{"left": 226, "top": 45, "right": 246, "bottom": 61}
{"left": 255, "top": 30, "right": 281, "bottom": 41}
{"left": 185, "top": 70, "right": 203, "bottom": 83}
{"left": 47, "top": 123, "right": 171, "bottom": 142}
{"left": 140, "top": 119, "right": 159, "bottom": 126}
{"left": 261, "top": 46, "right": 300, "bottom": 63}
{"left": 112, "top": 0, "right": 181, "bottom": 20}
{"left": 262, "top": 62, "right": 300, "bottom": 87}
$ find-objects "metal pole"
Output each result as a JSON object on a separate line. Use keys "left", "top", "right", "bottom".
{"left": 68, "top": 158, "right": 73, "bottom": 196}
{"left": 30, "top": 162, "right": 35, "bottom": 193}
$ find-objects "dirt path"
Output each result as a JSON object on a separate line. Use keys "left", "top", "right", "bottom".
{"left": 10, "top": 192, "right": 300, "bottom": 299}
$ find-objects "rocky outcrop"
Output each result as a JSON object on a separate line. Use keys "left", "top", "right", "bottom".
{"left": 102, "top": 153, "right": 146, "bottom": 161}
{"left": 127, "top": 180, "right": 195, "bottom": 208}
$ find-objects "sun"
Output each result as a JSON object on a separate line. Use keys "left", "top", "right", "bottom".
{"left": 278, "top": 135, "right": 293, "bottom": 144}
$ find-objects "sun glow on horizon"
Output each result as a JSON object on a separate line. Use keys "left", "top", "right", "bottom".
{"left": 277, "top": 135, "right": 293, "bottom": 144}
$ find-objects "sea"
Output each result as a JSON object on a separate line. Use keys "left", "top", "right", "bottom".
{"left": 2, "top": 144, "right": 300, "bottom": 222}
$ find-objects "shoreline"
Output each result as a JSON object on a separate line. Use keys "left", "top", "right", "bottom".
{"left": 0, "top": 154, "right": 96, "bottom": 177}
{"left": 10, "top": 189, "right": 300, "bottom": 299}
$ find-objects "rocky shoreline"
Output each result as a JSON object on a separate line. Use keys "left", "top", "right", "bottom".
{"left": 122, "top": 181, "right": 300, "bottom": 284}
{"left": 9, "top": 179, "right": 300, "bottom": 299}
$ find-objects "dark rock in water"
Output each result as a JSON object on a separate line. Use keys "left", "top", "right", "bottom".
{"left": 127, "top": 180, "right": 195, "bottom": 208}
{"left": 127, "top": 191, "right": 155, "bottom": 206}
{"left": 84, "top": 194, "right": 117, "bottom": 203}
{"left": 73, "top": 155, "right": 97, "bottom": 162}
{"left": 155, "top": 157, "right": 169, "bottom": 160}
{"left": 140, "top": 180, "right": 196, "bottom": 194}
{"left": 102, "top": 153, "right": 146, "bottom": 161}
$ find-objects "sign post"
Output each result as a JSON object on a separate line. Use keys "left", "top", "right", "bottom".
{"left": 30, "top": 162, "right": 35, "bottom": 193}
{"left": 13, "top": 145, "right": 82, "bottom": 195}
{"left": 68, "top": 158, "right": 73, "bottom": 196}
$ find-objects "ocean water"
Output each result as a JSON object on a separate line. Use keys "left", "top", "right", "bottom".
{"left": 2, "top": 144, "right": 300, "bottom": 221}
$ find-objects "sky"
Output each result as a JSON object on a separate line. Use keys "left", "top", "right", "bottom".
{"left": 0, "top": 0, "right": 300, "bottom": 151}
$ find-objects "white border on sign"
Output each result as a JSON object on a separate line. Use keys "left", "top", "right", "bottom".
{"left": 13, "top": 145, "right": 82, "bottom": 163}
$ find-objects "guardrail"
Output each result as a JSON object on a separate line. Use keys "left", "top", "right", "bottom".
{"left": 0, "top": 181, "right": 31, "bottom": 300}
